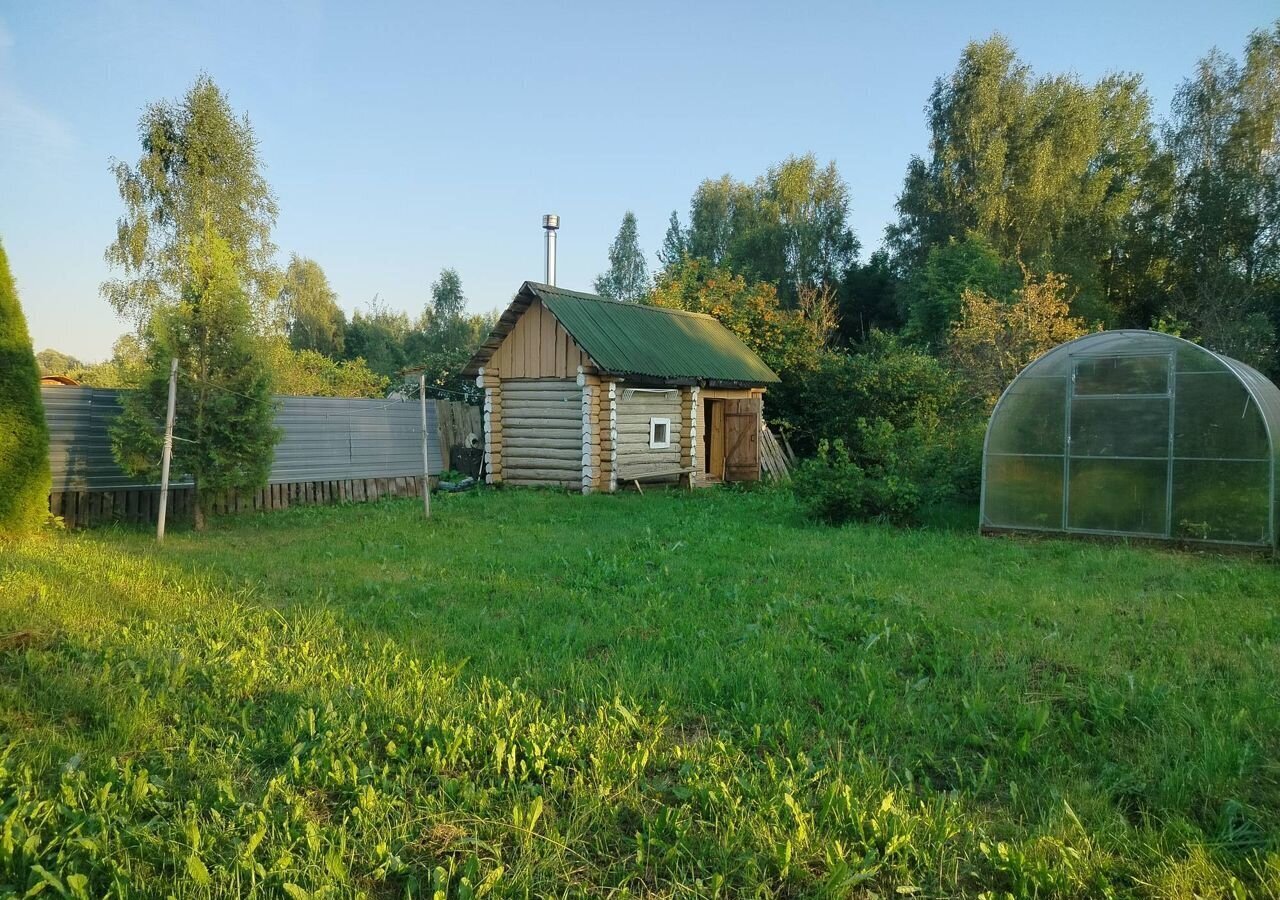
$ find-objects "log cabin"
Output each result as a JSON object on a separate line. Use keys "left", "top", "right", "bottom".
{"left": 465, "top": 282, "right": 780, "bottom": 492}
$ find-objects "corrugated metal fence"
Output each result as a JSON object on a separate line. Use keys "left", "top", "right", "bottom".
{"left": 43, "top": 387, "right": 447, "bottom": 528}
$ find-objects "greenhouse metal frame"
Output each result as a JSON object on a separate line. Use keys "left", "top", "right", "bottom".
{"left": 980, "top": 330, "right": 1280, "bottom": 548}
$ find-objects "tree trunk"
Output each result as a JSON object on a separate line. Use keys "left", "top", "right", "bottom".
{"left": 194, "top": 485, "right": 206, "bottom": 532}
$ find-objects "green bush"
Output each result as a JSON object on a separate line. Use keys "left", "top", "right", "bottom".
{"left": 0, "top": 240, "right": 51, "bottom": 537}
{"left": 793, "top": 439, "right": 868, "bottom": 524}
{"left": 793, "top": 437, "right": 924, "bottom": 525}
{"left": 774, "top": 335, "right": 984, "bottom": 509}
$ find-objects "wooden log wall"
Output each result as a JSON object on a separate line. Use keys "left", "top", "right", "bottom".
{"left": 498, "top": 378, "right": 582, "bottom": 488}
{"left": 615, "top": 385, "right": 683, "bottom": 482}
{"left": 681, "top": 386, "right": 699, "bottom": 488}
{"left": 578, "top": 367, "right": 603, "bottom": 494}
{"left": 601, "top": 379, "right": 618, "bottom": 493}
{"left": 478, "top": 368, "right": 502, "bottom": 484}
{"left": 49, "top": 475, "right": 430, "bottom": 530}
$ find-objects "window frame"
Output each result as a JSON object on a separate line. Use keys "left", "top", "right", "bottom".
{"left": 649, "top": 417, "right": 672, "bottom": 450}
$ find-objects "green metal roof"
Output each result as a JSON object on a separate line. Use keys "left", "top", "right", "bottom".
{"left": 525, "top": 283, "right": 779, "bottom": 385}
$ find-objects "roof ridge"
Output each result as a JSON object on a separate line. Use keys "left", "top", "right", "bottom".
{"left": 527, "top": 282, "right": 716, "bottom": 321}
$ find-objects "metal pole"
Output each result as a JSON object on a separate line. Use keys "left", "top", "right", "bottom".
{"left": 545, "top": 228, "right": 556, "bottom": 285}
{"left": 419, "top": 374, "right": 431, "bottom": 519}
{"left": 156, "top": 357, "right": 179, "bottom": 544}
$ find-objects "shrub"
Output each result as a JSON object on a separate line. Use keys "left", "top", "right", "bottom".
{"left": 0, "top": 240, "right": 51, "bottom": 536}
{"left": 792, "top": 437, "right": 926, "bottom": 526}
{"left": 792, "top": 439, "right": 867, "bottom": 523}
{"left": 264, "top": 340, "right": 389, "bottom": 398}
{"left": 774, "top": 335, "right": 985, "bottom": 507}
{"left": 898, "top": 235, "right": 1018, "bottom": 349}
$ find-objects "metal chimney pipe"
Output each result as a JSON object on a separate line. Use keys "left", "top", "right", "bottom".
{"left": 542, "top": 213, "right": 559, "bottom": 285}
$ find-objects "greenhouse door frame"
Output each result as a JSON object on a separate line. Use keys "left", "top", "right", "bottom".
{"left": 1062, "top": 350, "right": 1176, "bottom": 539}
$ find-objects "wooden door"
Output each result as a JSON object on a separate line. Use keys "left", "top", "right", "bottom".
{"left": 705, "top": 400, "right": 726, "bottom": 479}
{"left": 723, "top": 398, "right": 761, "bottom": 482}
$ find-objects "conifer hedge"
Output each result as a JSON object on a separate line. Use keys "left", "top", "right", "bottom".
{"left": 0, "top": 240, "right": 51, "bottom": 536}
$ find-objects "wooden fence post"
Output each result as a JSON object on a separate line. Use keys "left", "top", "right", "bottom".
{"left": 420, "top": 374, "right": 431, "bottom": 519}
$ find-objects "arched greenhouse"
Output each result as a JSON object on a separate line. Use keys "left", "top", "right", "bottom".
{"left": 981, "top": 330, "right": 1280, "bottom": 547}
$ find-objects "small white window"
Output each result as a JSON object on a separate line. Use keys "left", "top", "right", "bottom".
{"left": 649, "top": 417, "right": 671, "bottom": 449}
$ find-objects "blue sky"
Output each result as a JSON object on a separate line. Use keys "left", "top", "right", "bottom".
{"left": 1, "top": 1, "right": 1275, "bottom": 361}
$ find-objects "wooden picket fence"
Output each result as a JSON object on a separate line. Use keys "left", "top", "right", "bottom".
{"left": 435, "top": 399, "right": 483, "bottom": 469}
{"left": 50, "top": 475, "right": 429, "bottom": 530}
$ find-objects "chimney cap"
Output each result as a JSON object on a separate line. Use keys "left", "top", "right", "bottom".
{"left": 542, "top": 213, "right": 560, "bottom": 230}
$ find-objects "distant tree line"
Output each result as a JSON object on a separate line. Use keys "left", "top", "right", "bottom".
{"left": 45, "top": 253, "right": 493, "bottom": 402}
{"left": 278, "top": 256, "right": 495, "bottom": 396}
{"left": 20, "top": 21, "right": 1277, "bottom": 529}
{"left": 588, "top": 21, "right": 1280, "bottom": 522}
{"left": 592, "top": 23, "right": 1279, "bottom": 374}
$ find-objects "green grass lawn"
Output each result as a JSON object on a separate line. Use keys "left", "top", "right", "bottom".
{"left": 2, "top": 487, "right": 1278, "bottom": 898}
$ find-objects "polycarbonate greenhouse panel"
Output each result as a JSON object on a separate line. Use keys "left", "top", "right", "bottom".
{"left": 1066, "top": 458, "right": 1169, "bottom": 536}
{"left": 985, "top": 376, "right": 1066, "bottom": 455}
{"left": 1069, "top": 396, "right": 1170, "bottom": 458}
{"left": 1073, "top": 354, "right": 1171, "bottom": 395}
{"left": 981, "top": 331, "right": 1280, "bottom": 548}
{"left": 982, "top": 455, "right": 1064, "bottom": 531}
{"left": 1173, "top": 372, "right": 1270, "bottom": 459}
{"left": 1171, "top": 459, "right": 1271, "bottom": 543}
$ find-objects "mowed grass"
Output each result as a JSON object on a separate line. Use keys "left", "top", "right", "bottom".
{"left": 1, "top": 487, "right": 1278, "bottom": 898}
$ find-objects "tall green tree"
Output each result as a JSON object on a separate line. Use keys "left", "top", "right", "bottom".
{"left": 889, "top": 36, "right": 1163, "bottom": 324}
{"left": 35, "top": 348, "right": 83, "bottom": 376}
{"left": 104, "top": 76, "right": 281, "bottom": 528}
{"left": 102, "top": 74, "right": 279, "bottom": 328}
{"left": 668, "top": 155, "right": 859, "bottom": 304}
{"left": 840, "top": 250, "right": 901, "bottom": 342}
{"left": 594, "top": 211, "right": 649, "bottom": 302}
{"left": 1162, "top": 22, "right": 1280, "bottom": 371}
{"left": 898, "top": 235, "right": 1019, "bottom": 348}
{"left": 112, "top": 224, "right": 278, "bottom": 530}
{"left": 408, "top": 269, "right": 494, "bottom": 397}
{"left": 429, "top": 268, "right": 466, "bottom": 320}
{"left": 684, "top": 175, "right": 756, "bottom": 272}
{"left": 656, "top": 210, "right": 687, "bottom": 269}
{"left": 0, "top": 240, "right": 51, "bottom": 536}
{"left": 344, "top": 297, "right": 412, "bottom": 378}
{"left": 280, "top": 255, "right": 345, "bottom": 357}
{"left": 758, "top": 155, "right": 860, "bottom": 295}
